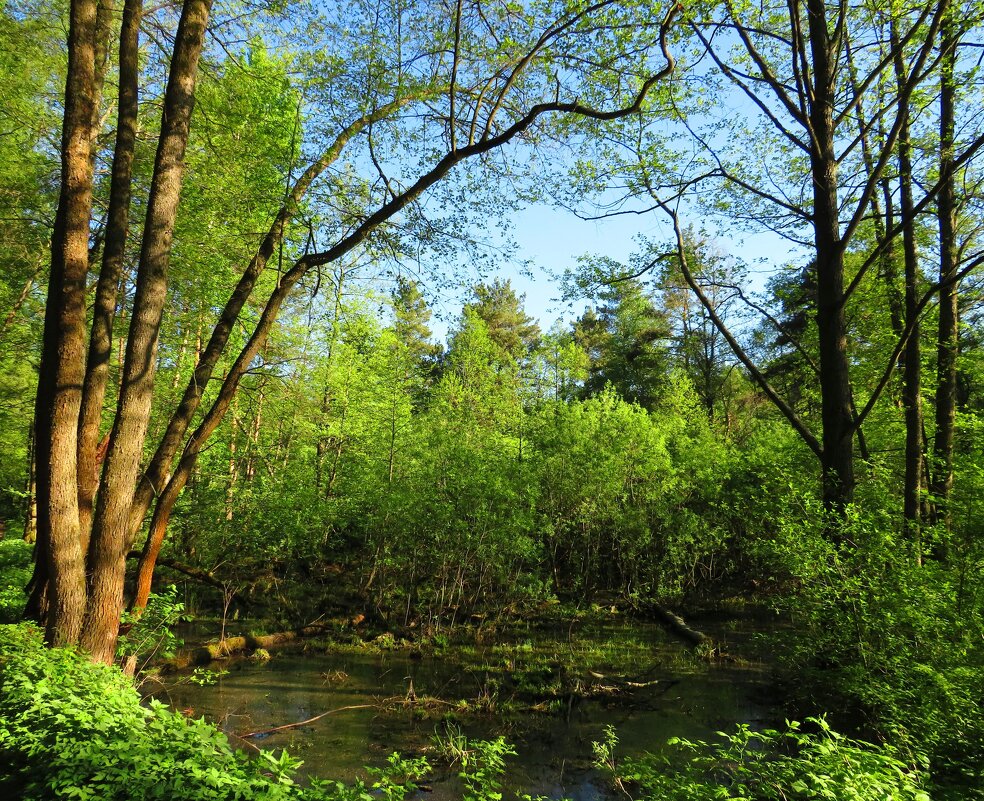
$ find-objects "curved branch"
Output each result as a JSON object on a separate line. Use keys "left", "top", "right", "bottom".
{"left": 653, "top": 194, "right": 822, "bottom": 457}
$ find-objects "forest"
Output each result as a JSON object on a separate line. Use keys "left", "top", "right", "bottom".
{"left": 0, "top": 0, "right": 982, "bottom": 798}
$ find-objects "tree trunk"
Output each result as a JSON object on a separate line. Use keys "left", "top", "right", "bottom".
{"left": 931, "top": 16, "right": 959, "bottom": 536}
{"left": 808, "top": 0, "right": 855, "bottom": 514}
{"left": 77, "top": 0, "right": 142, "bottom": 549}
{"left": 225, "top": 410, "right": 238, "bottom": 521}
{"left": 33, "top": 0, "right": 101, "bottom": 645}
{"left": 81, "top": 0, "right": 212, "bottom": 663}
{"left": 892, "top": 20, "right": 924, "bottom": 559}
{"left": 246, "top": 386, "right": 263, "bottom": 482}
{"left": 131, "top": 477, "right": 181, "bottom": 613}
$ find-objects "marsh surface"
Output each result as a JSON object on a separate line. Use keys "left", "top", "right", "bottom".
{"left": 158, "top": 617, "right": 776, "bottom": 799}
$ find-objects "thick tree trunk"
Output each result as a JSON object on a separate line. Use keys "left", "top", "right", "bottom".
{"left": 808, "top": 0, "right": 855, "bottom": 514}
{"left": 81, "top": 0, "right": 212, "bottom": 663}
{"left": 77, "top": 0, "right": 142, "bottom": 548}
{"left": 33, "top": 0, "right": 100, "bottom": 645}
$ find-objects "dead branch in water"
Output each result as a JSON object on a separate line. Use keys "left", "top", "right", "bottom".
{"left": 238, "top": 703, "right": 377, "bottom": 738}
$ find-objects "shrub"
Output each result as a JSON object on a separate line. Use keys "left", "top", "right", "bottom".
{"left": 593, "top": 719, "right": 931, "bottom": 801}
{"left": 0, "top": 539, "right": 31, "bottom": 623}
{"left": 0, "top": 623, "right": 427, "bottom": 801}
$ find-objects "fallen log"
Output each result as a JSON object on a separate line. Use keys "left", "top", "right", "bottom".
{"left": 633, "top": 601, "right": 717, "bottom": 653}
{"left": 159, "top": 621, "right": 350, "bottom": 671}
{"left": 186, "top": 626, "right": 325, "bottom": 665}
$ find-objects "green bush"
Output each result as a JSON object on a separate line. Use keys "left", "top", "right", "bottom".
{"left": 747, "top": 499, "right": 984, "bottom": 794}
{"left": 0, "top": 539, "right": 31, "bottom": 623}
{"left": 0, "top": 623, "right": 427, "bottom": 801}
{"left": 593, "top": 719, "right": 931, "bottom": 801}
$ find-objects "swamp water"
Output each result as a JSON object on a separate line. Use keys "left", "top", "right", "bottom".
{"left": 156, "top": 618, "right": 777, "bottom": 800}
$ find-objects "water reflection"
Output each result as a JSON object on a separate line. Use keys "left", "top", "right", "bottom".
{"left": 157, "top": 620, "right": 776, "bottom": 799}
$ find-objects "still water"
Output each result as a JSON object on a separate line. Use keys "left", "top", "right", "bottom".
{"left": 156, "top": 618, "right": 776, "bottom": 799}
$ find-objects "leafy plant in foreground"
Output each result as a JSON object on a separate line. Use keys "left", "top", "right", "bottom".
{"left": 116, "top": 585, "right": 185, "bottom": 669}
{"left": 593, "top": 718, "right": 931, "bottom": 801}
{"left": 0, "top": 623, "right": 427, "bottom": 801}
{"left": 0, "top": 539, "right": 31, "bottom": 623}
{"left": 432, "top": 724, "right": 517, "bottom": 801}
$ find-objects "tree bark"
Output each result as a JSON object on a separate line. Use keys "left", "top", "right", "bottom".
{"left": 931, "top": 15, "right": 959, "bottom": 535}
{"left": 81, "top": 0, "right": 213, "bottom": 663}
{"left": 807, "top": 0, "right": 855, "bottom": 514}
{"left": 77, "top": 0, "right": 142, "bottom": 549}
{"left": 32, "top": 0, "right": 100, "bottom": 645}
{"left": 892, "top": 19, "right": 924, "bottom": 558}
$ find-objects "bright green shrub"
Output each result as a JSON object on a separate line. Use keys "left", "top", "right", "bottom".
{"left": 746, "top": 499, "right": 984, "bottom": 796}
{"left": 0, "top": 539, "right": 31, "bottom": 623}
{"left": 593, "top": 719, "right": 931, "bottom": 801}
{"left": 0, "top": 624, "right": 428, "bottom": 801}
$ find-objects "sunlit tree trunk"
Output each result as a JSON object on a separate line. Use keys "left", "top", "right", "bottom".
{"left": 77, "top": 0, "right": 142, "bottom": 549}
{"left": 81, "top": 0, "right": 213, "bottom": 663}
{"left": 31, "top": 0, "right": 100, "bottom": 645}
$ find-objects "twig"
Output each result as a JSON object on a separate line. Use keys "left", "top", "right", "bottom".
{"left": 238, "top": 704, "right": 377, "bottom": 738}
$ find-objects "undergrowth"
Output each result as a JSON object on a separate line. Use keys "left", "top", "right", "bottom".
{"left": 0, "top": 622, "right": 950, "bottom": 801}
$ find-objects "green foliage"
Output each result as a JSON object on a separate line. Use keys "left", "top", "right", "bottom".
{"left": 365, "top": 753, "right": 430, "bottom": 801}
{"left": 572, "top": 272, "right": 672, "bottom": 411}
{"left": 593, "top": 719, "right": 931, "bottom": 801}
{"left": 431, "top": 725, "right": 516, "bottom": 801}
{"left": 0, "top": 623, "right": 431, "bottom": 801}
{"left": 117, "top": 585, "right": 185, "bottom": 665}
{"left": 464, "top": 279, "right": 541, "bottom": 360}
{"left": 750, "top": 501, "right": 984, "bottom": 794}
{"left": 0, "top": 539, "right": 31, "bottom": 623}
{"left": 0, "top": 624, "right": 304, "bottom": 799}
{"left": 184, "top": 667, "right": 229, "bottom": 687}
{"left": 308, "top": 752, "right": 430, "bottom": 801}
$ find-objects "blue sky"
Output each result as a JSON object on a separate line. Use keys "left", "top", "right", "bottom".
{"left": 430, "top": 200, "right": 809, "bottom": 341}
